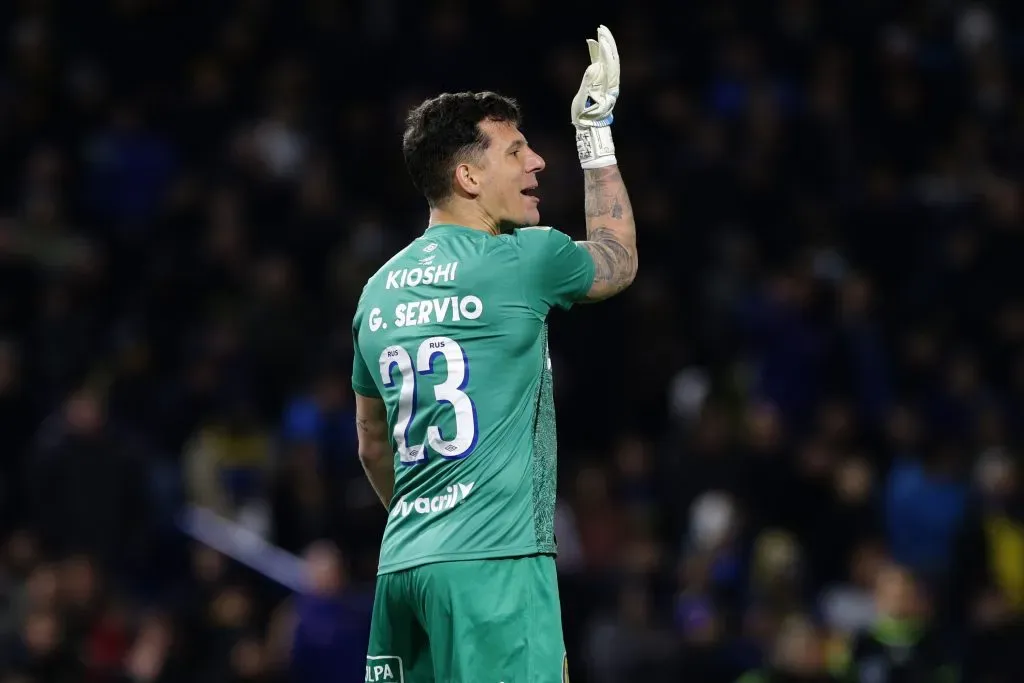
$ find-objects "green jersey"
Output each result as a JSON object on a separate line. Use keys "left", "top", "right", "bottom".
{"left": 351, "top": 224, "right": 595, "bottom": 574}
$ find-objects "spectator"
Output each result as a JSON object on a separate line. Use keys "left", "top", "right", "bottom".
{"left": 26, "top": 387, "right": 152, "bottom": 575}
{"left": 954, "top": 450, "right": 1024, "bottom": 681}
{"left": 684, "top": 490, "right": 747, "bottom": 615}
{"left": 184, "top": 398, "right": 272, "bottom": 532}
{"left": 585, "top": 582, "right": 678, "bottom": 683}
{"left": 675, "top": 559, "right": 735, "bottom": 683}
{"left": 842, "top": 563, "right": 957, "bottom": 683}
{"left": 748, "top": 529, "right": 805, "bottom": 616}
{"left": 736, "top": 615, "right": 839, "bottom": 683}
{"left": 267, "top": 541, "right": 371, "bottom": 683}
{"left": 819, "top": 540, "right": 887, "bottom": 638}
{"left": 280, "top": 364, "right": 356, "bottom": 479}
{"left": 883, "top": 443, "right": 969, "bottom": 582}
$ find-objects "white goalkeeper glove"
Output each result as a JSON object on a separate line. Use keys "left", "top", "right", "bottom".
{"left": 570, "top": 24, "right": 620, "bottom": 169}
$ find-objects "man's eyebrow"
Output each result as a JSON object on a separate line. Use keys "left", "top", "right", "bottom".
{"left": 506, "top": 139, "right": 526, "bottom": 152}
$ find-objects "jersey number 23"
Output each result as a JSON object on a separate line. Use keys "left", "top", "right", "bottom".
{"left": 379, "top": 336, "right": 478, "bottom": 465}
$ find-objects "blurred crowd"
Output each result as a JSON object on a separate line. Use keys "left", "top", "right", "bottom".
{"left": 1, "top": 0, "right": 1024, "bottom": 681}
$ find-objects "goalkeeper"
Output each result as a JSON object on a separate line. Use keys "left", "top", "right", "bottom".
{"left": 352, "top": 25, "right": 636, "bottom": 683}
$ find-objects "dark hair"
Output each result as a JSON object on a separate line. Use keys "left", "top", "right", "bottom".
{"left": 402, "top": 91, "right": 521, "bottom": 207}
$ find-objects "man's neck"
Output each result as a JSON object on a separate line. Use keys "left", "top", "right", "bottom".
{"left": 428, "top": 205, "right": 500, "bottom": 236}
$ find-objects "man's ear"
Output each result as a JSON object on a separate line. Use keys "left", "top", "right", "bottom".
{"left": 453, "top": 161, "right": 483, "bottom": 198}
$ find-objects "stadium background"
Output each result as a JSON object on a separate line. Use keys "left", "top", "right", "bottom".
{"left": 1, "top": 0, "right": 1024, "bottom": 681}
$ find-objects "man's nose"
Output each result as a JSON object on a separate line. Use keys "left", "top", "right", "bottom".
{"left": 529, "top": 151, "right": 546, "bottom": 173}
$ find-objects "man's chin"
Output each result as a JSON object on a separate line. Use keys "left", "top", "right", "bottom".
{"left": 521, "top": 210, "right": 541, "bottom": 227}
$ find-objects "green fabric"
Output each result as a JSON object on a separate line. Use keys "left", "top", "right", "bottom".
{"left": 352, "top": 224, "right": 594, "bottom": 574}
{"left": 367, "top": 555, "right": 566, "bottom": 682}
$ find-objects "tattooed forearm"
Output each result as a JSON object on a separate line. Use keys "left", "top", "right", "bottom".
{"left": 579, "top": 165, "right": 637, "bottom": 301}
{"left": 584, "top": 166, "right": 633, "bottom": 220}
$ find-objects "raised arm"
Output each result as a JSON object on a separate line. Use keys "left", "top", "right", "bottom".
{"left": 579, "top": 165, "right": 637, "bottom": 301}
{"left": 355, "top": 392, "right": 394, "bottom": 509}
{"left": 570, "top": 26, "right": 637, "bottom": 302}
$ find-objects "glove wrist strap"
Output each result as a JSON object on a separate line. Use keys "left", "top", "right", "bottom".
{"left": 575, "top": 126, "right": 616, "bottom": 169}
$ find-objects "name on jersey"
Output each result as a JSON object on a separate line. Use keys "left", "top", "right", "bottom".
{"left": 368, "top": 295, "right": 483, "bottom": 332}
{"left": 390, "top": 482, "right": 475, "bottom": 520}
{"left": 385, "top": 261, "right": 458, "bottom": 289}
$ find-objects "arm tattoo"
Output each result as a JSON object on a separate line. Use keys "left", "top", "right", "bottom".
{"left": 581, "top": 229, "right": 636, "bottom": 289}
{"left": 584, "top": 167, "right": 632, "bottom": 219}
{"left": 356, "top": 416, "right": 385, "bottom": 437}
{"left": 581, "top": 166, "right": 636, "bottom": 295}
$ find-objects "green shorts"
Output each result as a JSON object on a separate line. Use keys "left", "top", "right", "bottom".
{"left": 366, "top": 554, "right": 568, "bottom": 683}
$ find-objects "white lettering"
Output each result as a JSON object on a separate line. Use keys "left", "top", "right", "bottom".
{"left": 389, "top": 482, "right": 476, "bottom": 519}
{"left": 365, "top": 660, "right": 399, "bottom": 681}
{"left": 384, "top": 262, "right": 459, "bottom": 290}
{"left": 434, "top": 262, "right": 453, "bottom": 282}
{"left": 368, "top": 308, "right": 383, "bottom": 332}
{"left": 432, "top": 297, "right": 450, "bottom": 321}
{"left": 393, "top": 499, "right": 411, "bottom": 518}
{"left": 390, "top": 296, "right": 484, "bottom": 327}
{"left": 404, "top": 301, "right": 419, "bottom": 327}
{"left": 365, "top": 664, "right": 394, "bottom": 681}
{"left": 460, "top": 295, "right": 483, "bottom": 320}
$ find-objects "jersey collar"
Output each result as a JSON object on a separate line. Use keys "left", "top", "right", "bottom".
{"left": 424, "top": 224, "right": 492, "bottom": 237}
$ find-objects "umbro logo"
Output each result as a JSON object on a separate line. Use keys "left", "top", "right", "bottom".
{"left": 422, "top": 243, "right": 438, "bottom": 253}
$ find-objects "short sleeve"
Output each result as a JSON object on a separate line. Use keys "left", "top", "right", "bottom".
{"left": 515, "top": 227, "right": 595, "bottom": 313}
{"left": 351, "top": 321, "right": 380, "bottom": 397}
